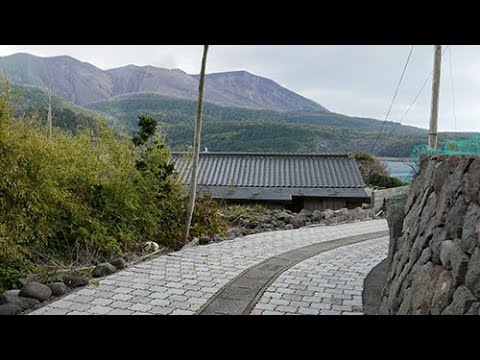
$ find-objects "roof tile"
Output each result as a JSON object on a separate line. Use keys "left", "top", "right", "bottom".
{"left": 172, "top": 153, "right": 365, "bottom": 189}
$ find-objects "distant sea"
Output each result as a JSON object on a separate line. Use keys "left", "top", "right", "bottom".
{"left": 384, "top": 160, "right": 413, "bottom": 183}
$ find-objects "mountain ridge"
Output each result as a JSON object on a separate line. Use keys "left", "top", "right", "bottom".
{"left": 2, "top": 52, "right": 478, "bottom": 158}
{"left": 5, "top": 82, "right": 479, "bottom": 158}
{"left": 0, "top": 52, "right": 327, "bottom": 112}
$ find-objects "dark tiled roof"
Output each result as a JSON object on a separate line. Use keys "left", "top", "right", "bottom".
{"left": 171, "top": 152, "right": 366, "bottom": 189}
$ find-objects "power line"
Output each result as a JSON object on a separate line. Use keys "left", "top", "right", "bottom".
{"left": 374, "top": 46, "right": 450, "bottom": 153}
{"left": 449, "top": 45, "right": 457, "bottom": 134}
{"left": 370, "top": 45, "right": 415, "bottom": 153}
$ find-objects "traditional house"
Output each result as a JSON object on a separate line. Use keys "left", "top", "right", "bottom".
{"left": 171, "top": 152, "right": 369, "bottom": 212}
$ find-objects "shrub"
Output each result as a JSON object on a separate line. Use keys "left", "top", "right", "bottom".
{"left": 0, "top": 92, "right": 227, "bottom": 291}
{"left": 354, "top": 152, "right": 389, "bottom": 181}
{"left": 367, "top": 172, "right": 405, "bottom": 189}
{"left": 190, "top": 194, "right": 228, "bottom": 242}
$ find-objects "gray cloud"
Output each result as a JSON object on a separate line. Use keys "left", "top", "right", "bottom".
{"left": 1, "top": 45, "right": 479, "bottom": 132}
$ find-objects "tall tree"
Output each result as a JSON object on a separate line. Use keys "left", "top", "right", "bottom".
{"left": 183, "top": 45, "right": 209, "bottom": 243}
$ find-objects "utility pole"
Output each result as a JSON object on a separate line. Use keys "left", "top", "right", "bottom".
{"left": 46, "top": 68, "right": 53, "bottom": 141}
{"left": 429, "top": 45, "right": 442, "bottom": 149}
{"left": 183, "top": 45, "right": 209, "bottom": 243}
{"left": 47, "top": 89, "right": 53, "bottom": 140}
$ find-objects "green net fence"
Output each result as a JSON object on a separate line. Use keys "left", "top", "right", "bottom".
{"left": 412, "top": 136, "right": 480, "bottom": 160}
{"left": 411, "top": 136, "right": 480, "bottom": 174}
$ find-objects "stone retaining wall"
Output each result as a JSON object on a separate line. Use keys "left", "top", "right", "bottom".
{"left": 222, "top": 207, "right": 380, "bottom": 239}
{"left": 371, "top": 186, "right": 410, "bottom": 210}
{"left": 379, "top": 155, "right": 480, "bottom": 315}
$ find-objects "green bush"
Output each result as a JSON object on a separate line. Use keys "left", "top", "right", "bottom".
{"left": 354, "top": 152, "right": 389, "bottom": 181}
{"left": 353, "top": 152, "right": 373, "bottom": 162}
{"left": 190, "top": 194, "right": 228, "bottom": 242}
{"left": 367, "top": 172, "right": 405, "bottom": 189}
{"left": 0, "top": 92, "right": 227, "bottom": 291}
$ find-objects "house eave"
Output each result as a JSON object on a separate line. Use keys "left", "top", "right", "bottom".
{"left": 197, "top": 186, "right": 370, "bottom": 202}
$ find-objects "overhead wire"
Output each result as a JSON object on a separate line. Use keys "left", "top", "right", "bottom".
{"left": 369, "top": 45, "right": 415, "bottom": 153}
{"left": 374, "top": 45, "right": 450, "bottom": 153}
{"left": 448, "top": 45, "right": 458, "bottom": 134}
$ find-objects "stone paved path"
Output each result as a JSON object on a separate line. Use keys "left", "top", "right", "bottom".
{"left": 198, "top": 231, "right": 388, "bottom": 315}
{"left": 30, "top": 219, "right": 388, "bottom": 315}
{"left": 251, "top": 237, "right": 388, "bottom": 315}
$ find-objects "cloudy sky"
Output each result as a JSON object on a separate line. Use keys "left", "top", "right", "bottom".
{"left": 1, "top": 45, "right": 479, "bottom": 132}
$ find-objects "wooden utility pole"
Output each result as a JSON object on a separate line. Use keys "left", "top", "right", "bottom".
{"left": 183, "top": 45, "right": 209, "bottom": 243}
{"left": 429, "top": 45, "right": 442, "bottom": 149}
{"left": 46, "top": 68, "right": 54, "bottom": 141}
{"left": 47, "top": 90, "right": 53, "bottom": 140}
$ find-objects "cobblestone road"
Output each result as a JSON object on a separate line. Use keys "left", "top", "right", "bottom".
{"left": 251, "top": 237, "right": 388, "bottom": 315}
{"left": 31, "top": 219, "right": 388, "bottom": 315}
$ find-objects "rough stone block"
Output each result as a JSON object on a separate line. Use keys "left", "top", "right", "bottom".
{"left": 442, "top": 285, "right": 477, "bottom": 315}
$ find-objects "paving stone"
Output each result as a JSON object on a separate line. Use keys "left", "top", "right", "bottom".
{"left": 276, "top": 305, "right": 298, "bottom": 313}
{"left": 67, "top": 311, "right": 90, "bottom": 315}
{"left": 113, "top": 287, "right": 133, "bottom": 294}
{"left": 149, "top": 292, "right": 170, "bottom": 299}
{"left": 342, "top": 311, "right": 364, "bottom": 315}
{"left": 61, "top": 294, "right": 78, "bottom": 302}
{"left": 111, "top": 301, "right": 131, "bottom": 309}
{"left": 256, "top": 303, "right": 277, "bottom": 311}
{"left": 252, "top": 234, "right": 388, "bottom": 315}
{"left": 186, "top": 297, "right": 207, "bottom": 305}
{"left": 69, "top": 302, "right": 91, "bottom": 311}
{"left": 189, "top": 304, "right": 202, "bottom": 312}
{"left": 310, "top": 302, "right": 332, "bottom": 310}
{"left": 129, "top": 303, "right": 152, "bottom": 312}
{"left": 319, "top": 310, "right": 343, "bottom": 315}
{"left": 294, "top": 290, "right": 315, "bottom": 297}
{"left": 110, "top": 309, "right": 134, "bottom": 315}
{"left": 149, "top": 299, "right": 170, "bottom": 307}
{"left": 289, "top": 284, "right": 308, "bottom": 291}
{"left": 170, "top": 295, "right": 188, "bottom": 302}
{"left": 76, "top": 288, "right": 97, "bottom": 296}
{"left": 289, "top": 300, "right": 311, "bottom": 308}
{"left": 331, "top": 293, "right": 353, "bottom": 301}
{"left": 200, "top": 287, "right": 218, "bottom": 293}
{"left": 91, "top": 298, "right": 113, "bottom": 306}
{"left": 95, "top": 291, "right": 115, "bottom": 299}
{"left": 75, "top": 295, "right": 95, "bottom": 304}
{"left": 263, "top": 292, "right": 282, "bottom": 299}
{"left": 112, "top": 293, "right": 133, "bottom": 301}
{"left": 150, "top": 306, "right": 174, "bottom": 315}
{"left": 88, "top": 305, "right": 113, "bottom": 315}
{"left": 30, "top": 220, "right": 388, "bottom": 316}
{"left": 262, "top": 310, "right": 284, "bottom": 315}
{"left": 166, "top": 282, "right": 184, "bottom": 289}
{"left": 343, "top": 299, "right": 363, "bottom": 307}
{"left": 184, "top": 284, "right": 203, "bottom": 291}
{"left": 276, "top": 287, "right": 295, "bottom": 295}
{"left": 297, "top": 308, "right": 320, "bottom": 315}
{"left": 184, "top": 290, "right": 204, "bottom": 297}
{"left": 50, "top": 300, "right": 74, "bottom": 309}
{"left": 131, "top": 283, "right": 151, "bottom": 290}
{"left": 171, "top": 309, "right": 195, "bottom": 315}
{"left": 131, "top": 289, "right": 151, "bottom": 297}
{"left": 166, "top": 288, "right": 186, "bottom": 295}
{"left": 131, "top": 296, "right": 152, "bottom": 304}
{"left": 169, "top": 301, "right": 191, "bottom": 310}
{"left": 270, "top": 298, "right": 290, "bottom": 306}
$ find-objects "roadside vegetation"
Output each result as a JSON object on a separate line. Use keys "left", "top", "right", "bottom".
{"left": 0, "top": 85, "right": 227, "bottom": 292}
{"left": 354, "top": 152, "right": 406, "bottom": 189}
